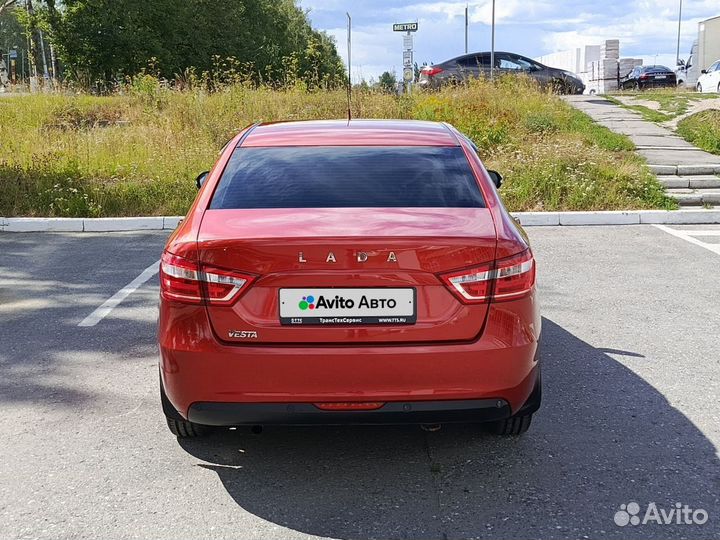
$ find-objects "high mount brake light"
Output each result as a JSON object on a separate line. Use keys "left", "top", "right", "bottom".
{"left": 160, "top": 251, "right": 255, "bottom": 305}
{"left": 440, "top": 249, "right": 535, "bottom": 304}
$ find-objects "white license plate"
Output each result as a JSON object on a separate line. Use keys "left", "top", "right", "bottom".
{"left": 279, "top": 288, "right": 416, "bottom": 325}
{"left": 655, "top": 75, "right": 667, "bottom": 79}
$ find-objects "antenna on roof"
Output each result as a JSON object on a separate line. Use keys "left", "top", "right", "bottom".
{"left": 346, "top": 12, "right": 352, "bottom": 124}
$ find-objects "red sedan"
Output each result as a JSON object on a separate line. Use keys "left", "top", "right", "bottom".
{"left": 158, "top": 119, "right": 541, "bottom": 437}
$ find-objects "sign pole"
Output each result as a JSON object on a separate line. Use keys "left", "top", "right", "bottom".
{"left": 394, "top": 21, "right": 418, "bottom": 95}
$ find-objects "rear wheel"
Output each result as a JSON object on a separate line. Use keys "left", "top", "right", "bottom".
{"left": 488, "top": 413, "right": 533, "bottom": 435}
{"left": 166, "top": 417, "right": 209, "bottom": 438}
{"left": 160, "top": 374, "right": 210, "bottom": 438}
{"left": 487, "top": 368, "right": 541, "bottom": 436}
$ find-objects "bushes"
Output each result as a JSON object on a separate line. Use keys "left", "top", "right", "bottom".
{"left": 0, "top": 76, "right": 676, "bottom": 217}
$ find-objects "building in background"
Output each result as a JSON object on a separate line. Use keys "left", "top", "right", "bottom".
{"left": 535, "top": 40, "right": 643, "bottom": 94}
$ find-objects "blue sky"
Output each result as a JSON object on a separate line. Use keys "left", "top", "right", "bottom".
{"left": 299, "top": 0, "right": 720, "bottom": 81}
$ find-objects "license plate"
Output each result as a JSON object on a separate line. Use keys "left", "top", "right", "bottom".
{"left": 279, "top": 288, "right": 416, "bottom": 325}
{"left": 655, "top": 75, "right": 667, "bottom": 79}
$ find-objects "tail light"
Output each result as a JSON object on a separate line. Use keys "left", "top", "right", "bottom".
{"left": 440, "top": 249, "right": 535, "bottom": 304}
{"left": 422, "top": 66, "right": 444, "bottom": 77}
{"left": 160, "top": 251, "right": 255, "bottom": 305}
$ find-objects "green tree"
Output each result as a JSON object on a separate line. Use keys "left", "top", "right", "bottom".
{"left": 51, "top": 0, "right": 346, "bottom": 88}
{"left": 377, "top": 70, "right": 397, "bottom": 93}
{"left": 0, "top": 5, "right": 27, "bottom": 63}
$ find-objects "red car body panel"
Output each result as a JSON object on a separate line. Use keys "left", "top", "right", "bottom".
{"left": 159, "top": 119, "right": 541, "bottom": 424}
{"left": 159, "top": 300, "right": 540, "bottom": 414}
{"left": 196, "top": 207, "right": 496, "bottom": 345}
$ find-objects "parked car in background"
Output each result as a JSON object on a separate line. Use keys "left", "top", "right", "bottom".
{"left": 620, "top": 65, "right": 676, "bottom": 90}
{"left": 418, "top": 51, "right": 584, "bottom": 94}
{"left": 696, "top": 60, "right": 720, "bottom": 93}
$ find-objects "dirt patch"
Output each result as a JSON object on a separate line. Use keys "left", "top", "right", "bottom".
{"left": 665, "top": 97, "right": 720, "bottom": 129}
{"left": 612, "top": 96, "right": 662, "bottom": 110}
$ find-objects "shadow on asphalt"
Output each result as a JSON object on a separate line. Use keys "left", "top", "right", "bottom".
{"left": 0, "top": 232, "right": 166, "bottom": 406}
{"left": 179, "top": 318, "right": 720, "bottom": 539}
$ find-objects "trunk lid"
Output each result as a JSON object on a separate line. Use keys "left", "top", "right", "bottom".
{"left": 197, "top": 207, "right": 497, "bottom": 344}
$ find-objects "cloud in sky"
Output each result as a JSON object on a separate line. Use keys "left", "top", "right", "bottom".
{"left": 300, "top": 0, "right": 719, "bottom": 81}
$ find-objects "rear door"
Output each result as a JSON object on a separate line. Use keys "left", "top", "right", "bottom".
{"left": 197, "top": 145, "right": 498, "bottom": 345}
{"left": 455, "top": 53, "right": 491, "bottom": 80}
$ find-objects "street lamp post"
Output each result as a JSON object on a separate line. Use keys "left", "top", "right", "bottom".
{"left": 464, "top": 4, "right": 468, "bottom": 54}
{"left": 490, "top": 0, "right": 496, "bottom": 80}
{"left": 675, "top": 0, "right": 683, "bottom": 65}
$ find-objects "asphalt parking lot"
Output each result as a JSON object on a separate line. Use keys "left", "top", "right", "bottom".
{"left": 1, "top": 225, "right": 719, "bottom": 540}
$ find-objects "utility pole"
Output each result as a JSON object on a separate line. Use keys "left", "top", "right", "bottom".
{"left": 25, "top": 0, "right": 41, "bottom": 90}
{"left": 38, "top": 27, "right": 49, "bottom": 81}
{"left": 490, "top": 0, "right": 496, "bottom": 80}
{"left": 346, "top": 12, "right": 351, "bottom": 83}
{"left": 346, "top": 12, "right": 351, "bottom": 121}
{"left": 464, "top": 3, "right": 468, "bottom": 54}
{"left": 675, "top": 0, "right": 683, "bottom": 65}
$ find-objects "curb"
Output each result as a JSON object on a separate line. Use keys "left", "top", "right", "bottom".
{"left": 1, "top": 216, "right": 183, "bottom": 232}
{"left": 513, "top": 210, "right": 720, "bottom": 226}
{"left": 1, "top": 210, "right": 720, "bottom": 232}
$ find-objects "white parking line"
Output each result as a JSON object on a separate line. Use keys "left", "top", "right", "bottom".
{"left": 653, "top": 225, "right": 720, "bottom": 256}
{"left": 673, "top": 230, "right": 720, "bottom": 236}
{"left": 78, "top": 260, "right": 160, "bottom": 327}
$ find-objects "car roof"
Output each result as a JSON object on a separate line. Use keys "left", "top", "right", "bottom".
{"left": 441, "top": 51, "right": 531, "bottom": 63}
{"left": 240, "top": 119, "right": 459, "bottom": 147}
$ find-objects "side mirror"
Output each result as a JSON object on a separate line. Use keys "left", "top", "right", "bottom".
{"left": 676, "top": 59, "right": 685, "bottom": 67}
{"left": 701, "top": 69, "right": 707, "bottom": 74}
{"left": 195, "top": 171, "right": 209, "bottom": 189}
{"left": 487, "top": 169, "right": 503, "bottom": 189}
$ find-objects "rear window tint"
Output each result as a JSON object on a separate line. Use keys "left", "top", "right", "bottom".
{"left": 210, "top": 146, "right": 485, "bottom": 209}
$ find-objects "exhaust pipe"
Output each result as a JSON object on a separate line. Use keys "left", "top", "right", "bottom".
{"left": 420, "top": 423, "right": 442, "bottom": 432}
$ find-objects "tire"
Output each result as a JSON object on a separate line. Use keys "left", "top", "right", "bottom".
{"left": 697, "top": 83, "right": 703, "bottom": 92}
{"left": 550, "top": 79, "right": 569, "bottom": 94}
{"left": 166, "top": 417, "right": 209, "bottom": 438}
{"left": 160, "top": 373, "right": 210, "bottom": 438}
{"left": 487, "top": 368, "right": 541, "bottom": 436}
{"left": 717, "top": 82, "right": 720, "bottom": 94}
{"left": 488, "top": 414, "right": 533, "bottom": 435}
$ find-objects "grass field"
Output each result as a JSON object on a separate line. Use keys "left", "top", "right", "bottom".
{"left": 0, "top": 76, "right": 675, "bottom": 217}
{"left": 677, "top": 110, "right": 720, "bottom": 155}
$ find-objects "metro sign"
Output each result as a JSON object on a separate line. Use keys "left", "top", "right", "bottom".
{"left": 393, "top": 22, "right": 418, "bottom": 32}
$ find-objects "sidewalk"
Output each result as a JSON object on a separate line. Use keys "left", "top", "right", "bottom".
{"left": 564, "top": 95, "right": 720, "bottom": 207}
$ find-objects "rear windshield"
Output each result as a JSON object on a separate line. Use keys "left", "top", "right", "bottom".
{"left": 210, "top": 146, "right": 485, "bottom": 209}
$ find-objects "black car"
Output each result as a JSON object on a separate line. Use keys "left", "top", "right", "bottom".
{"left": 418, "top": 51, "right": 585, "bottom": 94}
{"left": 620, "top": 65, "right": 676, "bottom": 90}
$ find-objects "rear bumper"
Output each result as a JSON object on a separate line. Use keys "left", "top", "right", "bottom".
{"left": 188, "top": 399, "right": 511, "bottom": 426}
{"left": 159, "top": 298, "right": 541, "bottom": 422}
{"left": 639, "top": 80, "right": 676, "bottom": 88}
